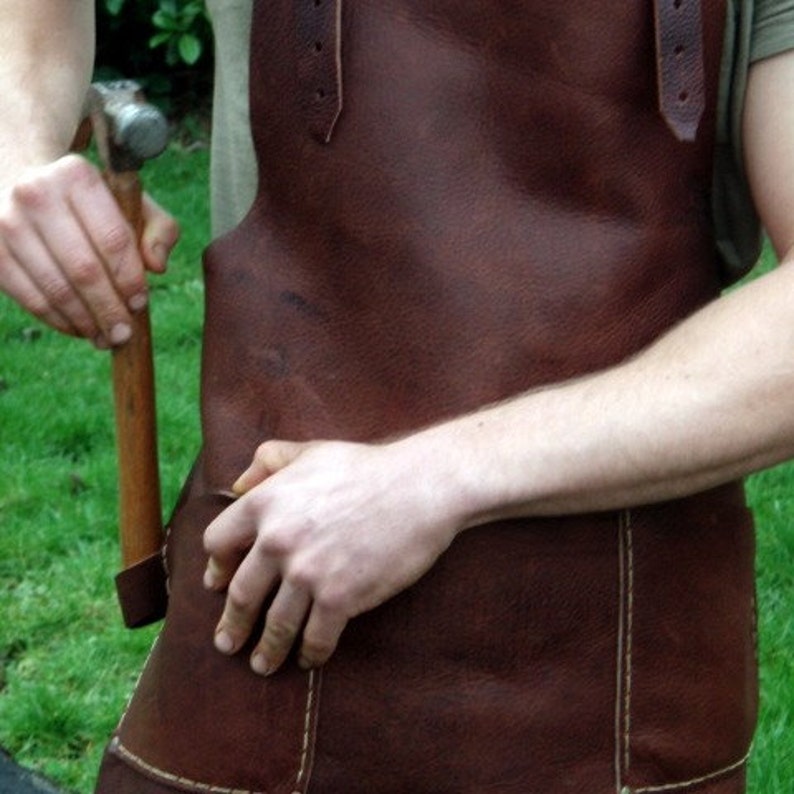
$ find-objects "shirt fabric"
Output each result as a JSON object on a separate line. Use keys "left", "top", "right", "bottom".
{"left": 205, "top": 0, "right": 794, "bottom": 282}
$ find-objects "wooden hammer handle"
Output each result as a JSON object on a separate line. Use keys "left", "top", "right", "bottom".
{"left": 106, "top": 170, "right": 164, "bottom": 568}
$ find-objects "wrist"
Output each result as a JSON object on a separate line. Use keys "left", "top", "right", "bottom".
{"left": 390, "top": 415, "right": 512, "bottom": 536}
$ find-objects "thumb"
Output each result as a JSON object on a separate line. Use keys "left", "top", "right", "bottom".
{"left": 140, "top": 193, "right": 180, "bottom": 273}
{"left": 232, "top": 440, "right": 311, "bottom": 495}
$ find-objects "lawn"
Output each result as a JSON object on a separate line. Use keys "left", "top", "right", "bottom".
{"left": 0, "top": 144, "right": 792, "bottom": 792}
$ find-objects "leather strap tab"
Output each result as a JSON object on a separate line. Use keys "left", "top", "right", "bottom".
{"left": 115, "top": 551, "right": 168, "bottom": 629}
{"left": 295, "top": 0, "right": 344, "bottom": 143}
{"left": 654, "top": 0, "right": 705, "bottom": 142}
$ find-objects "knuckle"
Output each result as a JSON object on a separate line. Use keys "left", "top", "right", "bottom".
{"left": 253, "top": 441, "right": 276, "bottom": 466}
{"left": 58, "top": 154, "right": 101, "bottom": 186}
{"left": 202, "top": 532, "right": 218, "bottom": 557}
{"left": 284, "top": 562, "right": 315, "bottom": 591}
{"left": 98, "top": 223, "right": 134, "bottom": 259}
{"left": 301, "top": 635, "right": 336, "bottom": 663}
{"left": 0, "top": 212, "right": 25, "bottom": 244}
{"left": 160, "top": 216, "right": 180, "bottom": 244}
{"left": 19, "top": 291, "right": 51, "bottom": 319}
{"left": 12, "top": 178, "right": 50, "bottom": 211}
{"left": 314, "top": 586, "right": 348, "bottom": 615}
{"left": 225, "top": 581, "right": 256, "bottom": 616}
{"left": 263, "top": 617, "right": 299, "bottom": 646}
{"left": 38, "top": 275, "right": 73, "bottom": 306}
{"left": 202, "top": 522, "right": 224, "bottom": 554}
{"left": 64, "top": 253, "right": 103, "bottom": 288}
{"left": 255, "top": 531, "right": 290, "bottom": 559}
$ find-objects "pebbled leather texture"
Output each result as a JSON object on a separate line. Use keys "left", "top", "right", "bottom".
{"left": 97, "top": 2, "right": 758, "bottom": 792}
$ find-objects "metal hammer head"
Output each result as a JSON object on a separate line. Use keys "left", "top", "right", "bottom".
{"left": 83, "top": 80, "right": 169, "bottom": 173}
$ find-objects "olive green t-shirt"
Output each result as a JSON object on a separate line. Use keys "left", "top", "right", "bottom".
{"left": 206, "top": 0, "right": 794, "bottom": 282}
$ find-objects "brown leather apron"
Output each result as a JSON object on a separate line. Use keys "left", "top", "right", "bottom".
{"left": 96, "top": 2, "right": 757, "bottom": 792}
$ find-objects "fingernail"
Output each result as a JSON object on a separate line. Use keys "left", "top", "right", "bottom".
{"left": 298, "top": 655, "right": 314, "bottom": 671}
{"left": 109, "top": 323, "right": 132, "bottom": 346}
{"left": 251, "top": 652, "right": 275, "bottom": 676}
{"left": 203, "top": 568, "right": 216, "bottom": 589}
{"left": 129, "top": 292, "right": 148, "bottom": 312}
{"left": 214, "top": 630, "right": 234, "bottom": 654}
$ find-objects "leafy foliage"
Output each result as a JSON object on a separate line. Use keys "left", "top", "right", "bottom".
{"left": 150, "top": 0, "right": 211, "bottom": 66}
{"left": 96, "top": 0, "right": 213, "bottom": 117}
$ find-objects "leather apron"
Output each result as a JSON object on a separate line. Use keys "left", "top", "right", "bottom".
{"left": 96, "top": 2, "right": 757, "bottom": 792}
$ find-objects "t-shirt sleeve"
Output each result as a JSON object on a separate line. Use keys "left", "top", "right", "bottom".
{"left": 750, "top": 0, "right": 794, "bottom": 62}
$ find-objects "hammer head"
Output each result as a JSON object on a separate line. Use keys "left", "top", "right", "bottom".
{"left": 83, "top": 80, "right": 169, "bottom": 173}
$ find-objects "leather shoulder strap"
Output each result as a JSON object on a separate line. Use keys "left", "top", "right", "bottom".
{"left": 654, "top": 0, "right": 706, "bottom": 141}
{"left": 295, "top": 0, "right": 344, "bottom": 143}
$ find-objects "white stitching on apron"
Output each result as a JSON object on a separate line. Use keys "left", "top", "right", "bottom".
{"left": 615, "top": 509, "right": 635, "bottom": 792}
{"left": 615, "top": 510, "right": 627, "bottom": 794}
{"left": 112, "top": 738, "right": 264, "bottom": 793}
{"left": 624, "top": 510, "right": 635, "bottom": 774}
{"left": 112, "top": 666, "right": 319, "bottom": 793}
{"left": 615, "top": 508, "right": 751, "bottom": 794}
{"left": 295, "top": 667, "right": 320, "bottom": 790}
{"left": 630, "top": 749, "right": 750, "bottom": 793}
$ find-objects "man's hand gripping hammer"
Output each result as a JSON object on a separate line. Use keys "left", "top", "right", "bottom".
{"left": 78, "top": 81, "right": 170, "bottom": 628}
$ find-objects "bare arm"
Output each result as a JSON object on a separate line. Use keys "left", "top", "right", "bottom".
{"left": 442, "top": 49, "right": 794, "bottom": 522}
{"left": 204, "top": 49, "right": 794, "bottom": 675}
{"left": 0, "top": 0, "right": 178, "bottom": 346}
{"left": 0, "top": 1, "right": 94, "bottom": 175}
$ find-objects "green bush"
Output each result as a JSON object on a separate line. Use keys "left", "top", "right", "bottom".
{"left": 95, "top": 0, "right": 213, "bottom": 118}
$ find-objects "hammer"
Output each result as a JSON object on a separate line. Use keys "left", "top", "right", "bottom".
{"left": 77, "top": 81, "right": 170, "bottom": 627}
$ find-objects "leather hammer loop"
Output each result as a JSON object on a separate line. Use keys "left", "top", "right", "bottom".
{"left": 296, "top": 0, "right": 344, "bottom": 143}
{"left": 654, "top": 0, "right": 706, "bottom": 142}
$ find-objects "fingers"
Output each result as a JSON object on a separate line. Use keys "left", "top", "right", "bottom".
{"left": 140, "top": 193, "right": 180, "bottom": 274}
{"left": 232, "top": 440, "right": 309, "bottom": 495}
{"left": 250, "top": 581, "right": 312, "bottom": 676}
{"left": 205, "top": 492, "right": 318, "bottom": 675}
{"left": 203, "top": 438, "right": 444, "bottom": 676}
{"left": 9, "top": 156, "right": 141, "bottom": 343}
{"left": 216, "top": 572, "right": 348, "bottom": 677}
{"left": 251, "top": 590, "right": 348, "bottom": 675}
{"left": 205, "top": 455, "right": 349, "bottom": 676}
{"left": 203, "top": 499, "right": 258, "bottom": 590}
{"left": 0, "top": 247, "right": 73, "bottom": 334}
{"left": 298, "top": 602, "right": 347, "bottom": 670}
{"left": 0, "top": 154, "right": 174, "bottom": 346}
{"left": 211, "top": 548, "right": 281, "bottom": 658}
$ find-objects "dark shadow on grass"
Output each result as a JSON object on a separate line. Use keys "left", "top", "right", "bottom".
{"left": 0, "top": 746, "right": 63, "bottom": 793}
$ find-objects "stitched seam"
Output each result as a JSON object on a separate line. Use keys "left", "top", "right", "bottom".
{"left": 624, "top": 510, "right": 635, "bottom": 774}
{"left": 631, "top": 750, "right": 750, "bottom": 793}
{"left": 114, "top": 664, "right": 316, "bottom": 793}
{"left": 295, "top": 668, "right": 320, "bottom": 790}
{"left": 615, "top": 511, "right": 628, "bottom": 794}
{"left": 112, "top": 737, "right": 265, "bottom": 794}
{"left": 115, "top": 634, "right": 162, "bottom": 733}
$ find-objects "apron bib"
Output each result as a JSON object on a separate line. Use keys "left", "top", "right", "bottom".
{"left": 97, "top": 2, "right": 757, "bottom": 791}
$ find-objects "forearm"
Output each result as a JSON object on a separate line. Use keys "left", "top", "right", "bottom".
{"left": 405, "top": 52, "right": 794, "bottom": 528}
{"left": 0, "top": 0, "right": 95, "bottom": 185}
{"left": 408, "top": 254, "right": 794, "bottom": 525}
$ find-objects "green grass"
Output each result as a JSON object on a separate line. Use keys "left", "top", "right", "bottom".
{"left": 0, "top": 148, "right": 792, "bottom": 792}
{"left": 0, "top": 143, "right": 207, "bottom": 792}
{"left": 746, "top": 465, "right": 794, "bottom": 792}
